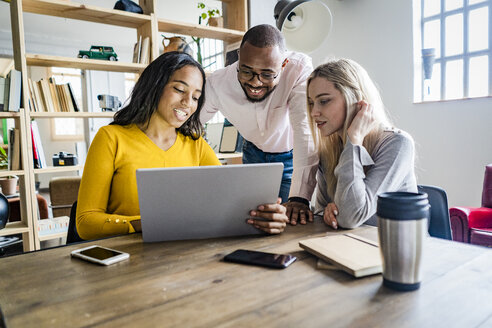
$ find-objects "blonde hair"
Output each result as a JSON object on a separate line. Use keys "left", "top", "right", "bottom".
{"left": 307, "top": 58, "right": 392, "bottom": 199}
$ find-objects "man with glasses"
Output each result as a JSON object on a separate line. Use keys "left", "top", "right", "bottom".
{"left": 200, "top": 24, "right": 317, "bottom": 225}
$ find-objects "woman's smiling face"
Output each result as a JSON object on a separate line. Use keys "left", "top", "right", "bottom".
{"left": 307, "top": 77, "right": 347, "bottom": 137}
{"left": 155, "top": 65, "right": 203, "bottom": 128}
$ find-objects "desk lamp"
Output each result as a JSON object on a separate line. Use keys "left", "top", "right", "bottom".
{"left": 274, "top": 0, "right": 333, "bottom": 53}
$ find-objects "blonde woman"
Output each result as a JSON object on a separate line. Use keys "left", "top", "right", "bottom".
{"left": 306, "top": 59, "right": 417, "bottom": 229}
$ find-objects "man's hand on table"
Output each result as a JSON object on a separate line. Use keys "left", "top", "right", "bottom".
{"left": 247, "top": 198, "right": 289, "bottom": 234}
{"left": 285, "top": 200, "right": 313, "bottom": 225}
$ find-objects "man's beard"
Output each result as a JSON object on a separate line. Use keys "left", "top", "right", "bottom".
{"left": 240, "top": 83, "right": 277, "bottom": 103}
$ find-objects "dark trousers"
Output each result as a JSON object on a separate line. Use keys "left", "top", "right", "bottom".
{"left": 242, "top": 139, "right": 293, "bottom": 203}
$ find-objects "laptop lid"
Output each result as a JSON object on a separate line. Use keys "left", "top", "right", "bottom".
{"left": 136, "top": 163, "right": 283, "bottom": 242}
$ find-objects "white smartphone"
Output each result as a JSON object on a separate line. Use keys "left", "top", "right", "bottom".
{"left": 71, "top": 245, "right": 129, "bottom": 266}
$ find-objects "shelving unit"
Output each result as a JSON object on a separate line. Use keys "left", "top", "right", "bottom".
{"left": 5, "top": 0, "right": 247, "bottom": 251}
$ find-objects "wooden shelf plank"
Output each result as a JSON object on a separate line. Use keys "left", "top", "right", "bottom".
{"left": 30, "top": 112, "right": 116, "bottom": 118}
{"left": 22, "top": 0, "right": 152, "bottom": 29}
{"left": 0, "top": 170, "right": 25, "bottom": 177}
{"left": 26, "top": 54, "right": 146, "bottom": 73}
{"left": 158, "top": 19, "right": 244, "bottom": 42}
{"left": 34, "top": 165, "right": 83, "bottom": 174}
{"left": 0, "top": 112, "right": 21, "bottom": 118}
{"left": 0, "top": 222, "right": 30, "bottom": 237}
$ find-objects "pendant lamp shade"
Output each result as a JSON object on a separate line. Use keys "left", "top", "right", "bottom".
{"left": 274, "top": 0, "right": 332, "bottom": 53}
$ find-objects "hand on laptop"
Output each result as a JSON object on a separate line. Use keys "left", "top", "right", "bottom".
{"left": 247, "top": 198, "right": 289, "bottom": 234}
{"left": 285, "top": 201, "right": 313, "bottom": 225}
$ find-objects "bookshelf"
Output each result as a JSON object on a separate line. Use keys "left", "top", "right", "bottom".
{"left": 5, "top": 0, "right": 247, "bottom": 251}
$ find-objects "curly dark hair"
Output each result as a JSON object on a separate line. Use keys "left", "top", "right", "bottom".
{"left": 111, "top": 51, "right": 206, "bottom": 139}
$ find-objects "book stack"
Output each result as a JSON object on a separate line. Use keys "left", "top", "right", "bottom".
{"left": 37, "top": 216, "right": 69, "bottom": 236}
{"left": 132, "top": 36, "right": 150, "bottom": 65}
{"left": 27, "top": 77, "right": 80, "bottom": 113}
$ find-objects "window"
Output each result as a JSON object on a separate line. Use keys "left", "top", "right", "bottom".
{"left": 415, "top": 0, "right": 491, "bottom": 101}
{"left": 50, "top": 67, "right": 84, "bottom": 141}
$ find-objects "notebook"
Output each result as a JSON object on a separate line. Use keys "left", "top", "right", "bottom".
{"left": 299, "top": 233, "right": 382, "bottom": 278}
{"left": 136, "top": 163, "right": 283, "bottom": 242}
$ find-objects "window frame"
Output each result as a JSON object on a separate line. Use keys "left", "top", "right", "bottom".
{"left": 417, "top": 0, "right": 492, "bottom": 102}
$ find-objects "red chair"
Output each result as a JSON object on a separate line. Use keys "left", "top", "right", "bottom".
{"left": 450, "top": 164, "right": 492, "bottom": 247}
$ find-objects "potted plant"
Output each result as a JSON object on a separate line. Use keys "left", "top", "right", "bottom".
{"left": 0, "top": 147, "right": 8, "bottom": 171}
{"left": 199, "top": 2, "right": 222, "bottom": 28}
{"left": 192, "top": 2, "right": 222, "bottom": 65}
{"left": 0, "top": 147, "right": 18, "bottom": 196}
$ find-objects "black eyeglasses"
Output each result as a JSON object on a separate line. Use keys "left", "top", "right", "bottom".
{"left": 237, "top": 68, "right": 280, "bottom": 83}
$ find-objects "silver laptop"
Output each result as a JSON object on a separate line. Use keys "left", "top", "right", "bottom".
{"left": 136, "top": 163, "right": 284, "bottom": 242}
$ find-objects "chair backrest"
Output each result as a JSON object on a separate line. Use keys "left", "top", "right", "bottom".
{"left": 49, "top": 176, "right": 82, "bottom": 217}
{"left": 418, "top": 185, "right": 453, "bottom": 240}
{"left": 482, "top": 164, "right": 492, "bottom": 208}
{"left": 67, "top": 201, "right": 83, "bottom": 244}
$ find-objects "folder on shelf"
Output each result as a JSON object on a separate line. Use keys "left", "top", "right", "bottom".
{"left": 299, "top": 233, "right": 382, "bottom": 278}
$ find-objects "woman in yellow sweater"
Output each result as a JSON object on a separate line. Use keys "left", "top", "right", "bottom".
{"left": 77, "top": 52, "right": 288, "bottom": 240}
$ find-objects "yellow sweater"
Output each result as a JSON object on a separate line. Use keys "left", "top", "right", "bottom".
{"left": 76, "top": 124, "right": 221, "bottom": 240}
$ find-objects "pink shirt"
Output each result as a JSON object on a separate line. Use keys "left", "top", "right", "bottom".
{"left": 201, "top": 51, "right": 318, "bottom": 201}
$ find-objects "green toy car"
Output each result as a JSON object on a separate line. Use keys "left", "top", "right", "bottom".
{"left": 78, "top": 46, "right": 118, "bottom": 61}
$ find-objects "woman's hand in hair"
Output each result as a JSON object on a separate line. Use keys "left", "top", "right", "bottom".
{"left": 247, "top": 198, "right": 289, "bottom": 234}
{"left": 347, "top": 101, "right": 378, "bottom": 146}
{"left": 323, "top": 202, "right": 339, "bottom": 229}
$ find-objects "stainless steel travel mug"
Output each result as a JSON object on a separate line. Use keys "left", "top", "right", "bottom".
{"left": 377, "top": 192, "right": 430, "bottom": 291}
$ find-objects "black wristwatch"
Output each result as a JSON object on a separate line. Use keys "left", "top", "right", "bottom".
{"left": 287, "top": 197, "right": 309, "bottom": 206}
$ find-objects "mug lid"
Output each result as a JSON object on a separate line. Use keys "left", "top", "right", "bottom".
{"left": 377, "top": 191, "right": 430, "bottom": 221}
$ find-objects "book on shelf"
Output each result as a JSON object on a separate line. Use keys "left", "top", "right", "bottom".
{"left": 8, "top": 127, "right": 21, "bottom": 170}
{"left": 48, "top": 77, "right": 61, "bottom": 112}
{"left": 0, "top": 76, "right": 5, "bottom": 111}
{"left": 38, "top": 79, "right": 55, "bottom": 112}
{"left": 37, "top": 216, "right": 69, "bottom": 236}
{"left": 140, "top": 36, "right": 150, "bottom": 65}
{"left": 31, "top": 120, "right": 47, "bottom": 168}
{"left": 133, "top": 35, "right": 142, "bottom": 64}
{"left": 2, "top": 68, "right": 22, "bottom": 112}
{"left": 66, "top": 83, "right": 80, "bottom": 112}
{"left": 30, "top": 120, "right": 46, "bottom": 168}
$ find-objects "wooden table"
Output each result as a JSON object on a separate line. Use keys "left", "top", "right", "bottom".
{"left": 1, "top": 219, "right": 492, "bottom": 328}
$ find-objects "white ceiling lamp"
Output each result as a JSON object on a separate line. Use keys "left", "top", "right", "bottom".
{"left": 274, "top": 0, "right": 333, "bottom": 53}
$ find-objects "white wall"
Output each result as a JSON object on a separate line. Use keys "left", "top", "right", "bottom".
{"left": 308, "top": 0, "right": 492, "bottom": 207}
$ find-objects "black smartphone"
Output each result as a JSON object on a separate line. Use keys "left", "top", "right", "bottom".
{"left": 223, "top": 249, "right": 296, "bottom": 269}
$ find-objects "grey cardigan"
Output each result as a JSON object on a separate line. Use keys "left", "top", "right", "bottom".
{"left": 314, "top": 128, "right": 417, "bottom": 228}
